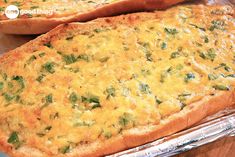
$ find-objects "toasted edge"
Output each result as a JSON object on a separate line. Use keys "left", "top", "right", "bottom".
{"left": 0, "top": 0, "right": 185, "bottom": 34}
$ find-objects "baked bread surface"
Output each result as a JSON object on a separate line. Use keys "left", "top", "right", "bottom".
{"left": 0, "top": 4, "right": 235, "bottom": 157}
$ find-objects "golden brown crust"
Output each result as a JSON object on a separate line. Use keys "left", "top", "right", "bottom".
{"left": 0, "top": 4, "right": 234, "bottom": 157}
{"left": 0, "top": 0, "right": 185, "bottom": 34}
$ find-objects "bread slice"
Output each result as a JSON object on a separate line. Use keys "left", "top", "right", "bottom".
{"left": 0, "top": 4, "right": 234, "bottom": 157}
{"left": 0, "top": 0, "right": 185, "bottom": 34}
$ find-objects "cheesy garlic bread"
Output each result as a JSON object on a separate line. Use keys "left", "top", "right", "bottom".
{"left": 0, "top": 0, "right": 185, "bottom": 34}
{"left": 0, "top": 4, "right": 234, "bottom": 157}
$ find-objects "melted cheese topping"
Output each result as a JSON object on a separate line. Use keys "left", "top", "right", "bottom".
{"left": 0, "top": 0, "right": 118, "bottom": 20}
{"left": 0, "top": 5, "right": 234, "bottom": 155}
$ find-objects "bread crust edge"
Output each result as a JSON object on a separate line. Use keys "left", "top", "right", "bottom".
{"left": 0, "top": 0, "right": 184, "bottom": 34}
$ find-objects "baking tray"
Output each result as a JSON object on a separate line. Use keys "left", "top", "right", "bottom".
{"left": 109, "top": 107, "right": 235, "bottom": 157}
{"left": 0, "top": 0, "right": 234, "bottom": 157}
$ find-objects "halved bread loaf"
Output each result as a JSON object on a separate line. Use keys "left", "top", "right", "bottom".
{"left": 0, "top": 0, "right": 185, "bottom": 34}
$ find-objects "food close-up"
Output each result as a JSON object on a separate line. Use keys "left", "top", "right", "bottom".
{"left": 0, "top": 0, "right": 234, "bottom": 157}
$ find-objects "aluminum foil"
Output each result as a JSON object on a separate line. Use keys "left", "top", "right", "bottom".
{"left": 109, "top": 108, "right": 235, "bottom": 157}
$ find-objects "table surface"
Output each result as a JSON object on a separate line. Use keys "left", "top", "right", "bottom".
{"left": 0, "top": 0, "right": 234, "bottom": 157}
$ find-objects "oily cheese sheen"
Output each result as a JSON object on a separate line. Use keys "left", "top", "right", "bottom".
{"left": 0, "top": 4, "right": 235, "bottom": 157}
{"left": 0, "top": 0, "right": 185, "bottom": 34}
